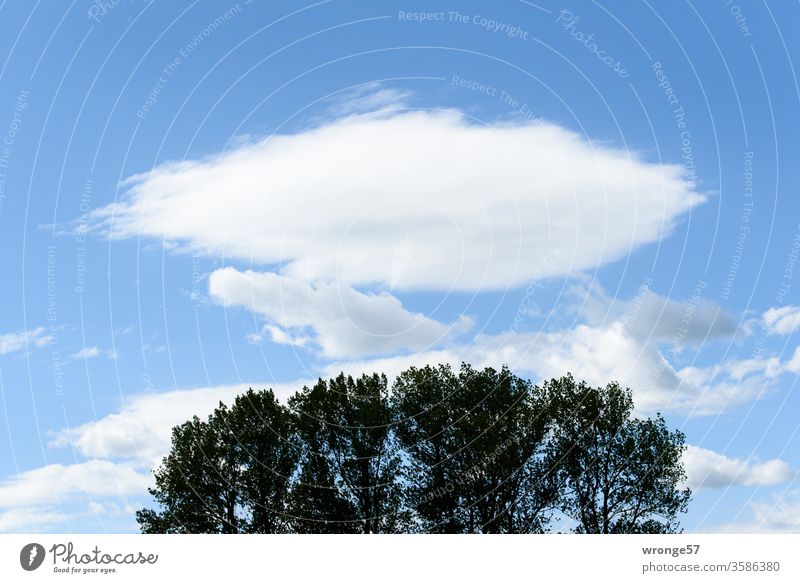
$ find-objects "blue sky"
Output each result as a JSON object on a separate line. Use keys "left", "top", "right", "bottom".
{"left": 0, "top": 0, "right": 799, "bottom": 533}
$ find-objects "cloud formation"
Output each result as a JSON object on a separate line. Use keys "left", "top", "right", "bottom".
{"left": 0, "top": 460, "right": 151, "bottom": 509}
{"left": 320, "top": 322, "right": 772, "bottom": 416}
{"left": 209, "top": 267, "right": 471, "bottom": 358}
{"left": 0, "top": 459, "right": 152, "bottom": 531}
{"left": 763, "top": 305, "right": 800, "bottom": 335}
{"left": 0, "top": 327, "right": 54, "bottom": 356}
{"left": 578, "top": 281, "right": 739, "bottom": 346}
{"left": 750, "top": 490, "right": 800, "bottom": 532}
{"left": 92, "top": 108, "right": 702, "bottom": 292}
{"left": 683, "top": 445, "right": 794, "bottom": 489}
{"left": 50, "top": 382, "right": 303, "bottom": 466}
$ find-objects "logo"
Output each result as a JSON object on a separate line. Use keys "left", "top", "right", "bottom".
{"left": 20, "top": 543, "right": 46, "bottom": 571}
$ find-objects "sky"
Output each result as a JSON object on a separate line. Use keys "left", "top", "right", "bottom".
{"left": 0, "top": 0, "right": 798, "bottom": 533}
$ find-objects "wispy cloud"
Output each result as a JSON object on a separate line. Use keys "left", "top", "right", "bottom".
{"left": 0, "top": 327, "right": 54, "bottom": 356}
{"left": 763, "top": 305, "right": 800, "bottom": 335}
{"left": 323, "top": 82, "right": 413, "bottom": 117}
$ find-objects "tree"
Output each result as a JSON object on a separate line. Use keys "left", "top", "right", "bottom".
{"left": 393, "top": 364, "right": 558, "bottom": 533}
{"left": 228, "top": 389, "right": 299, "bottom": 533}
{"left": 392, "top": 364, "right": 463, "bottom": 533}
{"left": 544, "top": 374, "right": 691, "bottom": 533}
{"left": 288, "top": 373, "right": 407, "bottom": 533}
{"left": 136, "top": 367, "right": 691, "bottom": 534}
{"left": 137, "top": 388, "right": 297, "bottom": 533}
{"left": 137, "top": 410, "right": 243, "bottom": 533}
{"left": 286, "top": 379, "right": 360, "bottom": 533}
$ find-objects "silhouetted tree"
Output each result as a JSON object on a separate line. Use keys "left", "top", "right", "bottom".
{"left": 288, "top": 373, "right": 407, "bottom": 533}
{"left": 137, "top": 389, "right": 297, "bottom": 533}
{"left": 286, "top": 379, "right": 360, "bottom": 533}
{"left": 544, "top": 374, "right": 690, "bottom": 533}
{"left": 393, "top": 364, "right": 557, "bottom": 533}
{"left": 136, "top": 367, "right": 691, "bottom": 534}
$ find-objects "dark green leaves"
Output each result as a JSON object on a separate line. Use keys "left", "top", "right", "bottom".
{"left": 137, "top": 369, "right": 691, "bottom": 534}
{"left": 544, "top": 374, "right": 691, "bottom": 533}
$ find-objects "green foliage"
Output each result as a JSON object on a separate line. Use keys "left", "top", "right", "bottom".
{"left": 288, "top": 374, "right": 406, "bottom": 533}
{"left": 392, "top": 364, "right": 557, "bottom": 533}
{"left": 544, "top": 374, "right": 691, "bottom": 533}
{"left": 137, "top": 389, "right": 297, "bottom": 533}
{"left": 137, "top": 368, "right": 691, "bottom": 534}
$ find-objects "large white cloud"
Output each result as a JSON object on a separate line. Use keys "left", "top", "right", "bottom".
{"left": 683, "top": 445, "right": 794, "bottom": 489}
{"left": 91, "top": 108, "right": 702, "bottom": 292}
{"left": 209, "top": 267, "right": 471, "bottom": 358}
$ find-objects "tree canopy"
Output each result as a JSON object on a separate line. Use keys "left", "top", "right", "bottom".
{"left": 137, "top": 365, "right": 690, "bottom": 534}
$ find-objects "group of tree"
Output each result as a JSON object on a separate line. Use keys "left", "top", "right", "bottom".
{"left": 136, "top": 364, "right": 690, "bottom": 534}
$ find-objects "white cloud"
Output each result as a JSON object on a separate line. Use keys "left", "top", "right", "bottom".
{"left": 619, "top": 290, "right": 738, "bottom": 344}
{"left": 683, "top": 445, "right": 794, "bottom": 489}
{"left": 0, "top": 327, "right": 54, "bottom": 355}
{"left": 322, "top": 322, "right": 762, "bottom": 416}
{"left": 0, "top": 460, "right": 152, "bottom": 532}
{"left": 209, "top": 267, "right": 471, "bottom": 358}
{"left": 65, "top": 346, "right": 117, "bottom": 363}
{"left": 50, "top": 382, "right": 303, "bottom": 466}
{"left": 0, "top": 460, "right": 151, "bottom": 510}
{"left": 763, "top": 305, "right": 800, "bottom": 335}
{"left": 0, "top": 507, "right": 71, "bottom": 532}
{"left": 750, "top": 490, "right": 800, "bottom": 532}
{"left": 249, "top": 324, "right": 311, "bottom": 347}
{"left": 91, "top": 107, "right": 702, "bottom": 292}
{"left": 323, "top": 82, "right": 413, "bottom": 117}
{"left": 784, "top": 346, "right": 800, "bottom": 373}
{"left": 6, "top": 382, "right": 307, "bottom": 532}
{"left": 68, "top": 346, "right": 101, "bottom": 362}
{"left": 573, "top": 279, "right": 739, "bottom": 346}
